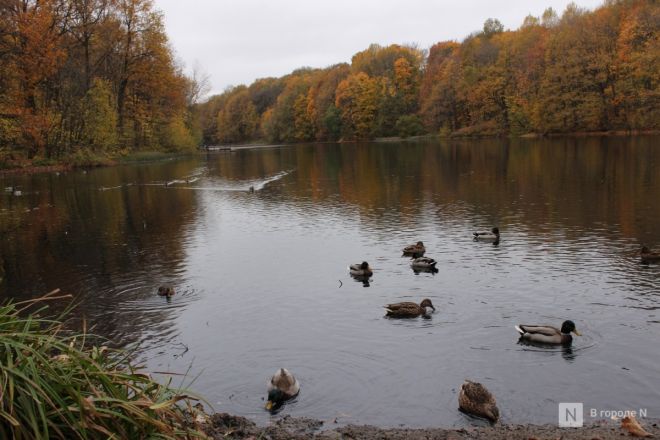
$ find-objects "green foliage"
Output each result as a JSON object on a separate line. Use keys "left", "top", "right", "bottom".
{"left": 0, "top": 293, "right": 203, "bottom": 439}
{"left": 82, "top": 79, "right": 118, "bottom": 151}
{"left": 483, "top": 18, "right": 504, "bottom": 37}
{"left": 217, "top": 88, "right": 259, "bottom": 143}
{"left": 160, "top": 114, "right": 198, "bottom": 152}
{"left": 395, "top": 115, "right": 424, "bottom": 138}
{"left": 323, "top": 105, "right": 342, "bottom": 141}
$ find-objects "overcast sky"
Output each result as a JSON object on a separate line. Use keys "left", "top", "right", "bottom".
{"left": 157, "top": 0, "right": 604, "bottom": 97}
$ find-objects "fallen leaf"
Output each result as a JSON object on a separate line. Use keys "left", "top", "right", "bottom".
{"left": 622, "top": 416, "right": 653, "bottom": 438}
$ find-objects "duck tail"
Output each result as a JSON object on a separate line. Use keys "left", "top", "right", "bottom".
{"left": 514, "top": 325, "right": 524, "bottom": 335}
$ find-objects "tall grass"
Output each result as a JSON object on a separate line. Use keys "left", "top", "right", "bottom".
{"left": 0, "top": 291, "right": 205, "bottom": 439}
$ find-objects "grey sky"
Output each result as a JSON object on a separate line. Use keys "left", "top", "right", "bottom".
{"left": 157, "top": 0, "right": 604, "bottom": 97}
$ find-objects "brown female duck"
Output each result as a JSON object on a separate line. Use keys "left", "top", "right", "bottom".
{"left": 458, "top": 380, "right": 499, "bottom": 423}
{"left": 157, "top": 286, "right": 175, "bottom": 297}
{"left": 403, "top": 241, "right": 425, "bottom": 255}
{"left": 384, "top": 298, "right": 435, "bottom": 317}
{"left": 641, "top": 246, "right": 660, "bottom": 263}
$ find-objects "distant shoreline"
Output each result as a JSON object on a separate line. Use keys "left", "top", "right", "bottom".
{"left": 2, "top": 131, "right": 658, "bottom": 177}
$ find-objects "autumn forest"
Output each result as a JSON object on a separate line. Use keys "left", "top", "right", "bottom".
{"left": 1, "top": 0, "right": 658, "bottom": 166}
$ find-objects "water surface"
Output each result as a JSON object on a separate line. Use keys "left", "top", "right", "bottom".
{"left": 1, "top": 137, "right": 659, "bottom": 427}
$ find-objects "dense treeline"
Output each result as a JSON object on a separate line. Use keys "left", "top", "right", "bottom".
{"left": 0, "top": 0, "right": 202, "bottom": 165}
{"left": 199, "top": 0, "right": 658, "bottom": 145}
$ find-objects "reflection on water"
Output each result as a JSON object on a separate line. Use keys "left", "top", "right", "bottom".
{"left": 1, "top": 136, "right": 660, "bottom": 427}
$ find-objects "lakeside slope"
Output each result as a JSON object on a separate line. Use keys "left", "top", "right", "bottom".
{"left": 204, "top": 413, "right": 659, "bottom": 439}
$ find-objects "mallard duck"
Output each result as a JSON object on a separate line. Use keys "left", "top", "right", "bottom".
{"left": 515, "top": 320, "right": 580, "bottom": 345}
{"left": 265, "top": 368, "right": 300, "bottom": 411}
{"left": 349, "top": 261, "right": 373, "bottom": 277}
{"left": 157, "top": 286, "right": 175, "bottom": 297}
{"left": 385, "top": 298, "right": 435, "bottom": 317}
{"left": 473, "top": 227, "right": 500, "bottom": 242}
{"left": 641, "top": 246, "right": 660, "bottom": 263}
{"left": 411, "top": 256, "right": 436, "bottom": 269}
{"left": 403, "top": 241, "right": 425, "bottom": 255}
{"left": 458, "top": 380, "right": 499, "bottom": 423}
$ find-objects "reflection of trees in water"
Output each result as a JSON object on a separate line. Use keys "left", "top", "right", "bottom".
{"left": 0, "top": 160, "right": 198, "bottom": 347}
{"left": 217, "top": 137, "right": 659, "bottom": 243}
{"left": 1, "top": 137, "right": 659, "bottom": 344}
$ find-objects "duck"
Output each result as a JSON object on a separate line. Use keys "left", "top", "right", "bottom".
{"left": 349, "top": 261, "right": 373, "bottom": 277}
{"left": 473, "top": 227, "right": 500, "bottom": 242}
{"left": 410, "top": 256, "right": 437, "bottom": 269}
{"left": 265, "top": 368, "right": 300, "bottom": 411}
{"left": 640, "top": 246, "right": 660, "bottom": 263}
{"left": 385, "top": 298, "right": 435, "bottom": 317}
{"left": 515, "top": 320, "right": 580, "bottom": 345}
{"left": 458, "top": 380, "right": 499, "bottom": 423}
{"left": 403, "top": 241, "right": 425, "bottom": 255}
{"left": 157, "top": 286, "right": 175, "bottom": 297}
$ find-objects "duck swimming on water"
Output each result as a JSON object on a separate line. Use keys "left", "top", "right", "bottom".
{"left": 384, "top": 298, "right": 435, "bottom": 317}
{"left": 458, "top": 380, "right": 499, "bottom": 423}
{"left": 349, "top": 261, "right": 373, "bottom": 277}
{"left": 640, "top": 246, "right": 660, "bottom": 263}
{"left": 473, "top": 227, "right": 500, "bottom": 243}
{"left": 515, "top": 320, "right": 581, "bottom": 345}
{"left": 265, "top": 368, "right": 300, "bottom": 411}
{"left": 157, "top": 286, "right": 175, "bottom": 297}
{"left": 403, "top": 241, "right": 425, "bottom": 255}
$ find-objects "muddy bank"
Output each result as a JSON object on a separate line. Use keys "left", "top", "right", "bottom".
{"left": 202, "top": 413, "right": 659, "bottom": 439}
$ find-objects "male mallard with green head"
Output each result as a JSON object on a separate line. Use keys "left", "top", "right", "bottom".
{"left": 403, "top": 241, "right": 425, "bottom": 255}
{"left": 157, "top": 286, "right": 175, "bottom": 297}
{"left": 473, "top": 227, "right": 500, "bottom": 242}
{"left": 458, "top": 380, "right": 499, "bottom": 423}
{"left": 349, "top": 261, "right": 373, "bottom": 277}
{"left": 641, "top": 246, "right": 660, "bottom": 263}
{"left": 515, "top": 320, "right": 581, "bottom": 345}
{"left": 385, "top": 298, "right": 435, "bottom": 317}
{"left": 265, "top": 368, "right": 300, "bottom": 411}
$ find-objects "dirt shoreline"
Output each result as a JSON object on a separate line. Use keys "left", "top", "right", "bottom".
{"left": 202, "top": 413, "right": 659, "bottom": 439}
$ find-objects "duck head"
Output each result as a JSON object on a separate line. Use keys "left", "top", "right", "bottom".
{"left": 420, "top": 298, "right": 436, "bottom": 312}
{"left": 560, "top": 320, "right": 580, "bottom": 336}
{"left": 360, "top": 261, "right": 370, "bottom": 270}
{"left": 265, "top": 389, "right": 285, "bottom": 411}
{"left": 492, "top": 227, "right": 500, "bottom": 235}
{"left": 416, "top": 241, "right": 424, "bottom": 247}
{"left": 641, "top": 246, "right": 650, "bottom": 254}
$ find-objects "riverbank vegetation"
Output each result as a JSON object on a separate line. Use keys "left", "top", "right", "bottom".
{"left": 1, "top": 0, "right": 656, "bottom": 170}
{"left": 198, "top": 0, "right": 658, "bottom": 144}
{"left": 0, "top": 291, "right": 204, "bottom": 439}
{"left": 0, "top": 0, "right": 204, "bottom": 169}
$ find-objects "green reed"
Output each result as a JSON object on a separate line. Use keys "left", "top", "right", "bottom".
{"left": 0, "top": 291, "right": 205, "bottom": 439}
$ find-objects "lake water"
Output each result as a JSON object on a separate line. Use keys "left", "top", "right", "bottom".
{"left": 1, "top": 137, "right": 659, "bottom": 427}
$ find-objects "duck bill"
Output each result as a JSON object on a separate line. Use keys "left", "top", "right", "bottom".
{"left": 265, "top": 401, "right": 274, "bottom": 411}
{"left": 572, "top": 329, "right": 581, "bottom": 336}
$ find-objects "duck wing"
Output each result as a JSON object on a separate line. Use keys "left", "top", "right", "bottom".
{"left": 459, "top": 381, "right": 499, "bottom": 422}
{"left": 385, "top": 301, "right": 417, "bottom": 311}
{"left": 516, "top": 325, "right": 560, "bottom": 336}
{"left": 460, "top": 381, "right": 495, "bottom": 404}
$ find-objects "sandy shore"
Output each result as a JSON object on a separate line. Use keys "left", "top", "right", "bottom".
{"left": 201, "top": 413, "right": 659, "bottom": 439}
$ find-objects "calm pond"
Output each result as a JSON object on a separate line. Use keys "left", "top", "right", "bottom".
{"left": 1, "top": 137, "right": 659, "bottom": 427}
